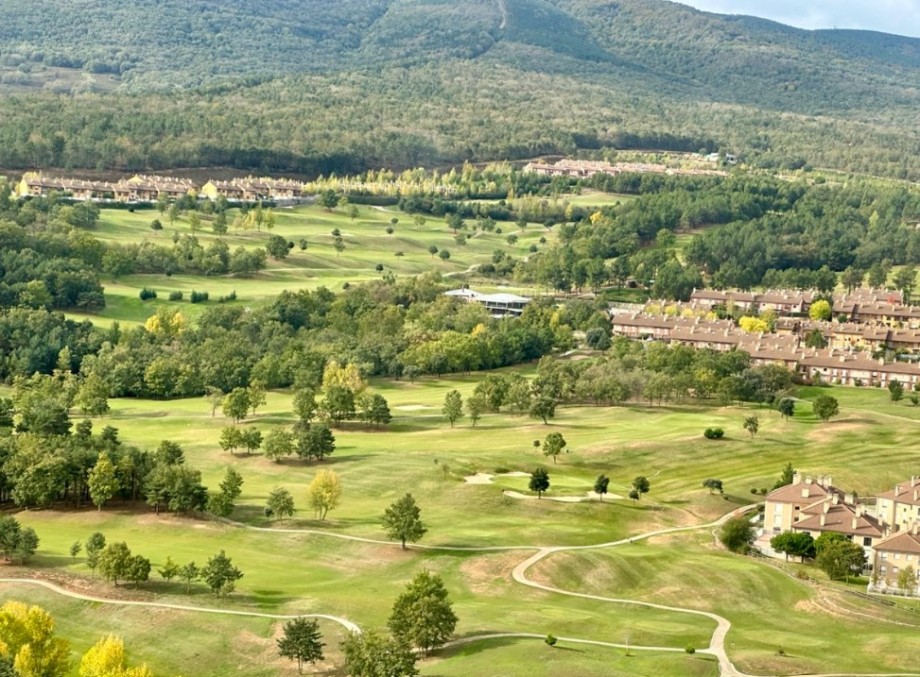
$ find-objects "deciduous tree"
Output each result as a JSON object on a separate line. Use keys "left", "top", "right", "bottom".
{"left": 342, "top": 630, "right": 418, "bottom": 677}
{"left": 382, "top": 493, "right": 426, "bottom": 549}
{"left": 88, "top": 454, "right": 119, "bottom": 511}
{"left": 266, "top": 487, "right": 295, "bottom": 521}
{"left": 594, "top": 474, "right": 610, "bottom": 501}
{"left": 529, "top": 467, "right": 550, "bottom": 498}
{"left": 308, "top": 469, "right": 342, "bottom": 520}
{"left": 201, "top": 550, "right": 243, "bottom": 596}
{"left": 388, "top": 571, "right": 458, "bottom": 655}
{"left": 543, "top": 432, "right": 566, "bottom": 464}
{"left": 442, "top": 390, "right": 463, "bottom": 427}
{"left": 277, "top": 618, "right": 324, "bottom": 674}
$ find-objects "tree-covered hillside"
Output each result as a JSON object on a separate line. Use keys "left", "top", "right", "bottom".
{"left": 0, "top": 0, "right": 917, "bottom": 178}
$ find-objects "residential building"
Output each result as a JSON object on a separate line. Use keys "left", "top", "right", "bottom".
{"left": 792, "top": 495, "right": 883, "bottom": 559}
{"left": 876, "top": 477, "right": 920, "bottom": 532}
{"left": 869, "top": 530, "right": 920, "bottom": 594}
{"left": 763, "top": 474, "right": 838, "bottom": 534}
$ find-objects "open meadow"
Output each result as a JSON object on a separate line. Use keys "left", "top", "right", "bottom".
{"left": 7, "top": 376, "right": 920, "bottom": 676}
{"left": 65, "top": 203, "right": 554, "bottom": 327}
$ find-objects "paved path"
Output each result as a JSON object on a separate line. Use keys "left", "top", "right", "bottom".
{"left": 0, "top": 578, "right": 361, "bottom": 633}
{"left": 509, "top": 505, "right": 759, "bottom": 677}
{"left": 10, "top": 507, "right": 919, "bottom": 676}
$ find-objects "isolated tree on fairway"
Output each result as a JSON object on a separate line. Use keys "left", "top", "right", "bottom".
{"left": 427, "top": 244, "right": 439, "bottom": 258}
{"left": 631, "top": 476, "right": 650, "bottom": 501}
{"left": 719, "top": 515, "right": 754, "bottom": 553}
{"left": 70, "top": 541, "right": 82, "bottom": 561}
{"left": 702, "top": 479, "right": 724, "bottom": 495}
{"left": 85, "top": 532, "right": 106, "bottom": 576}
{"left": 382, "top": 493, "right": 426, "bottom": 549}
{"left": 442, "top": 390, "right": 463, "bottom": 427}
{"left": 813, "top": 394, "right": 839, "bottom": 422}
{"left": 889, "top": 379, "right": 904, "bottom": 402}
{"left": 594, "top": 474, "right": 610, "bottom": 501}
{"left": 743, "top": 415, "right": 759, "bottom": 438}
{"left": 266, "top": 487, "right": 295, "bottom": 521}
{"left": 278, "top": 618, "right": 325, "bottom": 674}
{"left": 202, "top": 550, "right": 243, "bottom": 596}
{"left": 529, "top": 467, "right": 550, "bottom": 498}
{"left": 308, "top": 469, "right": 342, "bottom": 520}
{"left": 388, "top": 571, "right": 458, "bottom": 655}
{"left": 777, "top": 397, "right": 795, "bottom": 420}
{"left": 88, "top": 454, "right": 119, "bottom": 511}
{"left": 342, "top": 630, "right": 418, "bottom": 677}
{"left": 543, "top": 432, "right": 566, "bottom": 464}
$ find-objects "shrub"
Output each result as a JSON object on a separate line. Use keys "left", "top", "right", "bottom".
{"left": 190, "top": 290, "right": 209, "bottom": 304}
{"left": 685, "top": 645, "right": 696, "bottom": 655}
{"left": 218, "top": 290, "right": 237, "bottom": 303}
{"left": 139, "top": 287, "right": 157, "bottom": 301}
{"left": 703, "top": 427, "right": 724, "bottom": 439}
{"left": 545, "top": 634, "right": 557, "bottom": 647}
{"left": 168, "top": 290, "right": 183, "bottom": 301}
{"left": 493, "top": 467, "right": 510, "bottom": 474}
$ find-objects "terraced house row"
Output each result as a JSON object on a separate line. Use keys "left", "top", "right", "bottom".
{"left": 15, "top": 172, "right": 306, "bottom": 203}
{"left": 611, "top": 288, "right": 920, "bottom": 387}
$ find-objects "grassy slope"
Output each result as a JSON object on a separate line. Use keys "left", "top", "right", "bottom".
{"left": 67, "top": 203, "right": 553, "bottom": 326}
{"left": 7, "top": 379, "right": 920, "bottom": 675}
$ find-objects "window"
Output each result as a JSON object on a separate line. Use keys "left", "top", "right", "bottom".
{"left": 863, "top": 537, "right": 873, "bottom": 547}
{"left": 881, "top": 552, "right": 888, "bottom": 560}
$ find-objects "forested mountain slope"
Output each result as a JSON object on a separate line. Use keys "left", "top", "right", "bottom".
{"left": 0, "top": 0, "right": 917, "bottom": 178}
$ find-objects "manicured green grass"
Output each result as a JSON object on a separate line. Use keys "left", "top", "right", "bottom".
{"left": 10, "top": 379, "right": 920, "bottom": 675}
{"left": 533, "top": 531, "right": 920, "bottom": 676}
{"left": 73, "top": 204, "right": 554, "bottom": 326}
{"left": 561, "top": 190, "right": 636, "bottom": 208}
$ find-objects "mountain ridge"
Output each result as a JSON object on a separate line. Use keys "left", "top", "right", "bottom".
{"left": 0, "top": 0, "right": 916, "bottom": 179}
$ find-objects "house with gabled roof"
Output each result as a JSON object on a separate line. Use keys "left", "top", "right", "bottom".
{"left": 870, "top": 529, "right": 920, "bottom": 594}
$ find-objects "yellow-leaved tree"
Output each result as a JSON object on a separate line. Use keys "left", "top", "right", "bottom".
{"left": 79, "top": 635, "right": 153, "bottom": 677}
{"left": 321, "top": 360, "right": 367, "bottom": 394}
{"left": 308, "top": 469, "right": 342, "bottom": 520}
{"left": 0, "top": 601, "right": 71, "bottom": 677}
{"left": 738, "top": 316, "right": 769, "bottom": 333}
{"left": 144, "top": 307, "right": 186, "bottom": 339}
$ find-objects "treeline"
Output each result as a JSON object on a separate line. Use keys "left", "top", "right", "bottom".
{"left": 506, "top": 174, "right": 920, "bottom": 297}
{"left": 529, "top": 340, "right": 795, "bottom": 407}
{"left": 685, "top": 181, "right": 920, "bottom": 289}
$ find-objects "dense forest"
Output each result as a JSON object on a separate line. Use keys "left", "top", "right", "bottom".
{"left": 0, "top": 0, "right": 916, "bottom": 179}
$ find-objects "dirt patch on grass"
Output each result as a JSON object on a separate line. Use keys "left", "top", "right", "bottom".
{"left": 459, "top": 553, "right": 527, "bottom": 594}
